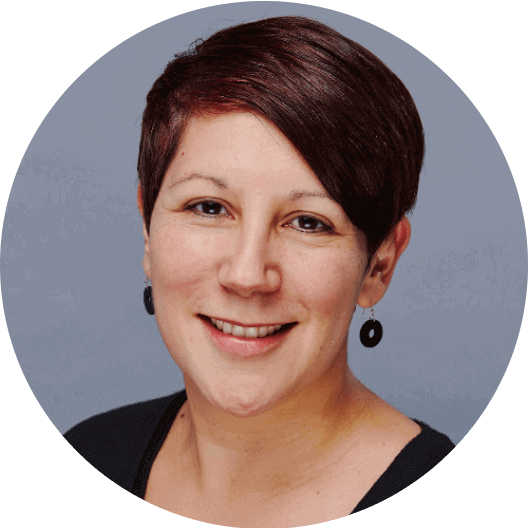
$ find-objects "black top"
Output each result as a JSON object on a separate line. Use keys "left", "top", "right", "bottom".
{"left": 64, "top": 390, "right": 455, "bottom": 514}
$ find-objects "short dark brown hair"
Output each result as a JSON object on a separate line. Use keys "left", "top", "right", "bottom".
{"left": 137, "top": 16, "right": 424, "bottom": 259}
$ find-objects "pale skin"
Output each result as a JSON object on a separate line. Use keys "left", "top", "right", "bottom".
{"left": 137, "top": 112, "right": 421, "bottom": 527}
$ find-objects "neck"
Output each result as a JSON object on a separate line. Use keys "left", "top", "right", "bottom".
{"left": 180, "top": 357, "right": 372, "bottom": 498}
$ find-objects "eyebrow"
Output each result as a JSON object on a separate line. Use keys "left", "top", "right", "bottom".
{"left": 168, "top": 172, "right": 333, "bottom": 202}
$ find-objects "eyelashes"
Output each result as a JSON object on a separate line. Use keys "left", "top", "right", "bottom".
{"left": 183, "top": 200, "right": 333, "bottom": 234}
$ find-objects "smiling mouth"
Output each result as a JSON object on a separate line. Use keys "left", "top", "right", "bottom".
{"left": 200, "top": 315, "right": 296, "bottom": 339}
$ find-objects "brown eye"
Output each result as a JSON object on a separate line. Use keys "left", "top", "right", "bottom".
{"left": 184, "top": 200, "right": 225, "bottom": 216}
{"left": 290, "top": 215, "right": 331, "bottom": 233}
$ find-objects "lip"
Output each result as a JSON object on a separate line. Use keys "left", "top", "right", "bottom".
{"left": 200, "top": 315, "right": 296, "bottom": 357}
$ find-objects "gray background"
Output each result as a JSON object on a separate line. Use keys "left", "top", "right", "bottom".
{"left": 1, "top": 1, "right": 526, "bottom": 444}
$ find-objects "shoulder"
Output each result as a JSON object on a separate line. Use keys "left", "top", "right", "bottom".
{"left": 381, "top": 419, "right": 455, "bottom": 483}
{"left": 404, "top": 420, "right": 456, "bottom": 466}
{"left": 349, "top": 393, "right": 431, "bottom": 469}
{"left": 344, "top": 406, "right": 455, "bottom": 513}
{"left": 64, "top": 390, "right": 187, "bottom": 493}
{"left": 372, "top": 418, "right": 454, "bottom": 467}
{"left": 360, "top": 393, "right": 454, "bottom": 470}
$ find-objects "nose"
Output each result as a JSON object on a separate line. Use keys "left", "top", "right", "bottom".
{"left": 218, "top": 225, "right": 281, "bottom": 297}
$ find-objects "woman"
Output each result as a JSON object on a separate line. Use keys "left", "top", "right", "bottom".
{"left": 65, "top": 16, "right": 454, "bottom": 526}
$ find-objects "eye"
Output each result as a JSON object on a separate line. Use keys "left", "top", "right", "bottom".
{"left": 184, "top": 200, "right": 333, "bottom": 234}
{"left": 290, "top": 215, "right": 332, "bottom": 233}
{"left": 184, "top": 200, "right": 225, "bottom": 216}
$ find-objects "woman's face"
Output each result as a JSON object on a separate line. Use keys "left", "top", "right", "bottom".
{"left": 143, "top": 112, "right": 377, "bottom": 417}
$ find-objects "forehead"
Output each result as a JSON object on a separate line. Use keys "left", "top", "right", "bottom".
{"left": 180, "top": 111, "right": 296, "bottom": 157}
{"left": 168, "top": 112, "right": 325, "bottom": 193}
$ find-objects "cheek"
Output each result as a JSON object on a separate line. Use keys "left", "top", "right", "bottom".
{"left": 149, "top": 220, "right": 223, "bottom": 295}
{"left": 289, "top": 248, "right": 364, "bottom": 320}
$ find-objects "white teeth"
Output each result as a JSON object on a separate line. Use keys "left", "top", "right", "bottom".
{"left": 209, "top": 317, "right": 285, "bottom": 338}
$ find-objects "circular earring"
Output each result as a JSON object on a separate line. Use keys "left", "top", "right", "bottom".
{"left": 143, "top": 278, "right": 155, "bottom": 315}
{"left": 360, "top": 307, "right": 382, "bottom": 347}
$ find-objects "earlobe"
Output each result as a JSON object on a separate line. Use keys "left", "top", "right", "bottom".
{"left": 143, "top": 258, "right": 151, "bottom": 283}
{"left": 357, "top": 272, "right": 382, "bottom": 310}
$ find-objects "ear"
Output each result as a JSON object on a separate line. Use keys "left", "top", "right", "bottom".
{"left": 357, "top": 216, "right": 411, "bottom": 309}
{"left": 137, "top": 184, "right": 151, "bottom": 279}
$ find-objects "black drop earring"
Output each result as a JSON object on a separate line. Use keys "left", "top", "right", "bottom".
{"left": 143, "top": 278, "right": 155, "bottom": 315}
{"left": 360, "top": 307, "right": 382, "bottom": 347}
